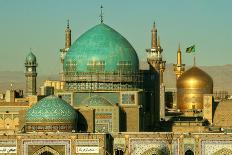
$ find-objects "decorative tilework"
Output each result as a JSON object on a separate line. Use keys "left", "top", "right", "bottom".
{"left": 121, "top": 93, "right": 135, "bottom": 104}
{"left": 22, "top": 139, "right": 71, "bottom": 155}
{"left": 129, "top": 138, "right": 179, "bottom": 155}
{"left": 76, "top": 139, "right": 99, "bottom": 146}
{"left": 64, "top": 23, "right": 139, "bottom": 73}
{"left": 26, "top": 95, "right": 77, "bottom": 123}
{"left": 201, "top": 140, "right": 232, "bottom": 155}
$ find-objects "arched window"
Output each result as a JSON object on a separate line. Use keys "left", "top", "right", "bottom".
{"left": 185, "top": 150, "right": 194, "bottom": 155}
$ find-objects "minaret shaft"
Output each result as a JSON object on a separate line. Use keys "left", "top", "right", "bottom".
{"left": 65, "top": 20, "right": 71, "bottom": 49}
{"left": 151, "top": 23, "right": 157, "bottom": 49}
{"left": 173, "top": 45, "right": 185, "bottom": 79}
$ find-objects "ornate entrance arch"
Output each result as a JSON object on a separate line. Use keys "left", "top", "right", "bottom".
{"left": 142, "top": 147, "right": 168, "bottom": 155}
{"left": 33, "top": 146, "right": 60, "bottom": 155}
{"left": 213, "top": 148, "right": 232, "bottom": 155}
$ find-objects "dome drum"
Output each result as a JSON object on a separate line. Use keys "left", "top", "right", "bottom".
{"left": 177, "top": 91, "right": 204, "bottom": 110}
{"left": 25, "top": 122, "right": 75, "bottom": 132}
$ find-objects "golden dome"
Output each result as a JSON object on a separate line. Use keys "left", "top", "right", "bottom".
{"left": 177, "top": 66, "right": 213, "bottom": 112}
{"left": 213, "top": 100, "right": 232, "bottom": 127}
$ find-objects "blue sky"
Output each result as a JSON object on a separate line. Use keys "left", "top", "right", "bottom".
{"left": 0, "top": 0, "right": 231, "bottom": 74}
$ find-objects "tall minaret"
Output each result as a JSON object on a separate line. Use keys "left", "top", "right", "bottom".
{"left": 146, "top": 22, "right": 166, "bottom": 84}
{"left": 25, "top": 51, "right": 37, "bottom": 96}
{"left": 151, "top": 22, "right": 157, "bottom": 49}
{"left": 60, "top": 20, "right": 72, "bottom": 80}
{"left": 173, "top": 44, "right": 185, "bottom": 79}
{"left": 146, "top": 22, "right": 166, "bottom": 122}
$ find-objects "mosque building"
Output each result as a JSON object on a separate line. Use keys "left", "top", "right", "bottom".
{"left": 1, "top": 10, "right": 232, "bottom": 155}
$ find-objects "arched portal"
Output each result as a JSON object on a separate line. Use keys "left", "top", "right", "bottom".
{"left": 32, "top": 146, "right": 60, "bottom": 155}
{"left": 185, "top": 150, "right": 194, "bottom": 155}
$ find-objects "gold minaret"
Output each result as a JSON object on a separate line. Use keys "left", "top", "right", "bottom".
{"left": 173, "top": 44, "right": 185, "bottom": 79}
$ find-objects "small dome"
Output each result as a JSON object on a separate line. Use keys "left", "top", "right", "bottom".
{"left": 26, "top": 95, "right": 77, "bottom": 132}
{"left": 177, "top": 66, "right": 213, "bottom": 111}
{"left": 26, "top": 52, "right": 37, "bottom": 63}
{"left": 79, "top": 95, "right": 113, "bottom": 106}
{"left": 64, "top": 23, "right": 139, "bottom": 74}
{"left": 213, "top": 100, "right": 232, "bottom": 128}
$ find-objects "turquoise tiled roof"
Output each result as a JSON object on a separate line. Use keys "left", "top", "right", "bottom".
{"left": 80, "top": 95, "right": 113, "bottom": 106}
{"left": 64, "top": 23, "right": 139, "bottom": 73}
{"left": 26, "top": 95, "right": 77, "bottom": 123}
{"left": 26, "top": 52, "right": 36, "bottom": 63}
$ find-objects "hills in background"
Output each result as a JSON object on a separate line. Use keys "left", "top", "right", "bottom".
{"left": 1, "top": 63, "right": 232, "bottom": 94}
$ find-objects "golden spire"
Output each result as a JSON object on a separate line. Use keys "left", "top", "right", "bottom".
{"left": 173, "top": 44, "right": 185, "bottom": 79}
{"left": 177, "top": 43, "right": 182, "bottom": 65}
{"left": 151, "top": 21, "right": 157, "bottom": 49}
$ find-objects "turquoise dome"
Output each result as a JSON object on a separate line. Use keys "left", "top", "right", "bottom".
{"left": 26, "top": 95, "right": 77, "bottom": 123}
{"left": 26, "top": 52, "right": 36, "bottom": 63}
{"left": 80, "top": 95, "right": 113, "bottom": 106}
{"left": 64, "top": 23, "right": 139, "bottom": 73}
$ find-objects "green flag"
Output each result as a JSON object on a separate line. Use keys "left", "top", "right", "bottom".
{"left": 186, "top": 45, "right": 195, "bottom": 53}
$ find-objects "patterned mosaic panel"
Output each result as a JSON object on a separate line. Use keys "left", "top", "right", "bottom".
{"left": 66, "top": 82, "right": 136, "bottom": 91}
{"left": 121, "top": 93, "right": 135, "bottom": 104}
{"left": 0, "top": 140, "right": 16, "bottom": 146}
{"left": 129, "top": 138, "right": 179, "bottom": 155}
{"left": 22, "top": 139, "right": 70, "bottom": 155}
{"left": 57, "top": 93, "right": 72, "bottom": 105}
{"left": 74, "top": 92, "right": 119, "bottom": 106}
{"left": 201, "top": 140, "right": 232, "bottom": 155}
{"left": 76, "top": 139, "right": 99, "bottom": 146}
{"left": 95, "top": 113, "right": 112, "bottom": 132}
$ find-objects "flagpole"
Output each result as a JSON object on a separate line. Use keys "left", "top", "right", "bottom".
{"left": 193, "top": 54, "right": 196, "bottom": 66}
{"left": 194, "top": 45, "right": 196, "bottom": 66}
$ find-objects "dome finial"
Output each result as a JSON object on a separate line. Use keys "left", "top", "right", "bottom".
{"left": 100, "top": 5, "right": 104, "bottom": 23}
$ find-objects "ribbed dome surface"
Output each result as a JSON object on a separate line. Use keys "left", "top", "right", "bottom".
{"left": 213, "top": 100, "right": 232, "bottom": 127}
{"left": 26, "top": 95, "right": 77, "bottom": 123}
{"left": 64, "top": 23, "right": 139, "bottom": 74}
{"left": 177, "top": 66, "right": 213, "bottom": 111}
